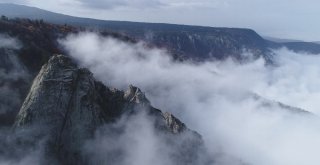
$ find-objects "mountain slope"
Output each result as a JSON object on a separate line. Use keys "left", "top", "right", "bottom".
{"left": 12, "top": 55, "right": 207, "bottom": 165}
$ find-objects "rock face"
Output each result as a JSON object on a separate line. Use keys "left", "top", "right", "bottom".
{"left": 14, "top": 55, "right": 206, "bottom": 165}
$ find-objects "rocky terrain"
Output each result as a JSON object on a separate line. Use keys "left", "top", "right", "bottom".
{"left": 3, "top": 55, "right": 207, "bottom": 165}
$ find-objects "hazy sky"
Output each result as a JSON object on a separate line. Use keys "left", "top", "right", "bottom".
{"left": 2, "top": 0, "right": 320, "bottom": 41}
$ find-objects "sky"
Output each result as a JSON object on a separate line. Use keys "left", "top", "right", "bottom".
{"left": 1, "top": 0, "right": 319, "bottom": 40}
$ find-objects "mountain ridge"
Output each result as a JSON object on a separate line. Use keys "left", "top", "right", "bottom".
{"left": 1, "top": 3, "right": 320, "bottom": 61}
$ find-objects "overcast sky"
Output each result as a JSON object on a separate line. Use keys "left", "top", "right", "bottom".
{"left": 2, "top": 0, "right": 320, "bottom": 41}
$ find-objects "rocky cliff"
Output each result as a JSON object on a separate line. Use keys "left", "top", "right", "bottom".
{"left": 13, "top": 55, "right": 207, "bottom": 165}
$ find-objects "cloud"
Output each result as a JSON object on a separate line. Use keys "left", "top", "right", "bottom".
{"left": 0, "top": 0, "right": 28, "bottom": 5}
{"left": 0, "top": 126, "right": 46, "bottom": 165}
{"left": 84, "top": 111, "right": 206, "bottom": 165}
{"left": 162, "top": 0, "right": 224, "bottom": 9}
{"left": 252, "top": 49, "right": 320, "bottom": 115}
{"left": 0, "top": 34, "right": 29, "bottom": 117}
{"left": 75, "top": 0, "right": 165, "bottom": 10}
{"left": 84, "top": 112, "right": 169, "bottom": 165}
{"left": 73, "top": 0, "right": 222, "bottom": 10}
{"left": 60, "top": 32, "right": 320, "bottom": 165}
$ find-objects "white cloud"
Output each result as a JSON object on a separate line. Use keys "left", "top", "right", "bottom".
{"left": 72, "top": 0, "right": 222, "bottom": 10}
{"left": 60, "top": 32, "right": 320, "bottom": 164}
{"left": 75, "top": 0, "right": 165, "bottom": 10}
{"left": 253, "top": 48, "right": 320, "bottom": 115}
{"left": 0, "top": 0, "right": 28, "bottom": 4}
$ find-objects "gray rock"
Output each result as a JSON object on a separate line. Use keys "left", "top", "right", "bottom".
{"left": 14, "top": 55, "right": 207, "bottom": 165}
{"left": 162, "top": 112, "right": 186, "bottom": 134}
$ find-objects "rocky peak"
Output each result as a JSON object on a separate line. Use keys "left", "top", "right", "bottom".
{"left": 162, "top": 112, "right": 186, "bottom": 134}
{"left": 124, "top": 85, "right": 150, "bottom": 105}
{"left": 13, "top": 55, "right": 206, "bottom": 165}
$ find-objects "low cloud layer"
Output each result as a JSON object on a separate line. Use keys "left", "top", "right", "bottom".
{"left": 60, "top": 32, "right": 320, "bottom": 165}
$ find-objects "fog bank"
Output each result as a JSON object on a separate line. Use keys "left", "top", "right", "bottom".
{"left": 60, "top": 32, "right": 320, "bottom": 165}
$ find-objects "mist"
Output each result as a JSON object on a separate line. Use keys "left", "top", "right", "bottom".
{"left": 59, "top": 32, "right": 320, "bottom": 165}
{"left": 83, "top": 110, "right": 207, "bottom": 165}
{"left": 0, "top": 34, "right": 39, "bottom": 165}
{"left": 0, "top": 34, "right": 21, "bottom": 49}
{"left": 0, "top": 34, "right": 29, "bottom": 116}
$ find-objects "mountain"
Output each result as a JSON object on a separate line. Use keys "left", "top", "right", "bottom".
{"left": 1, "top": 3, "right": 320, "bottom": 61}
{"left": 281, "top": 42, "right": 320, "bottom": 54}
{"left": 263, "top": 36, "right": 304, "bottom": 43}
{"left": 10, "top": 55, "right": 208, "bottom": 165}
{"left": 0, "top": 14, "right": 313, "bottom": 127}
{"left": 0, "top": 5, "right": 317, "bottom": 165}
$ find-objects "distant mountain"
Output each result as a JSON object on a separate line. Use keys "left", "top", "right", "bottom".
{"left": 1, "top": 3, "right": 320, "bottom": 60}
{"left": 263, "top": 36, "right": 304, "bottom": 43}
{"left": 0, "top": 3, "right": 83, "bottom": 23}
{"left": 281, "top": 42, "right": 320, "bottom": 54}
{"left": 264, "top": 36, "right": 320, "bottom": 54}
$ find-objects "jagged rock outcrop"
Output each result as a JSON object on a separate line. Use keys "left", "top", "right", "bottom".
{"left": 13, "top": 55, "right": 206, "bottom": 165}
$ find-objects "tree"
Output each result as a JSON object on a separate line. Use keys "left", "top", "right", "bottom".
{"left": 1, "top": 15, "right": 8, "bottom": 21}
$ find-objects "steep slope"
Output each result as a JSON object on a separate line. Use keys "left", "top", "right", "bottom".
{"left": 13, "top": 55, "right": 207, "bottom": 165}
